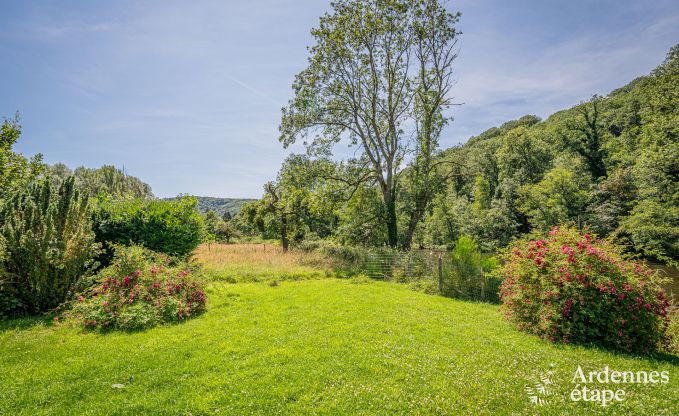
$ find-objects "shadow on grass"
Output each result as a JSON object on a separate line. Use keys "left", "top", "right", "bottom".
{"left": 526, "top": 333, "right": 679, "bottom": 365}
{"left": 0, "top": 314, "right": 55, "bottom": 332}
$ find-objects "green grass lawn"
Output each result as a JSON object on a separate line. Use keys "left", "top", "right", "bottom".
{"left": 1, "top": 278, "right": 677, "bottom": 415}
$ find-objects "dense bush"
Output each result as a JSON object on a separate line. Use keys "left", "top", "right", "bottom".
{"left": 66, "top": 245, "right": 206, "bottom": 330}
{"left": 0, "top": 287, "right": 23, "bottom": 318}
{"left": 445, "top": 235, "right": 500, "bottom": 301}
{"left": 93, "top": 196, "right": 205, "bottom": 261}
{"left": 497, "top": 226, "right": 670, "bottom": 352}
{"left": 0, "top": 177, "right": 98, "bottom": 314}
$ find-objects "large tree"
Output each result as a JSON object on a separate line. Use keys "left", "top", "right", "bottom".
{"left": 279, "top": 0, "right": 460, "bottom": 247}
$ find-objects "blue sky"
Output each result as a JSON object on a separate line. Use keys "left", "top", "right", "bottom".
{"left": 1, "top": 1, "right": 678, "bottom": 198}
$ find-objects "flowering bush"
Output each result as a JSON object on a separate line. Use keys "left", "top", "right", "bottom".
{"left": 66, "top": 245, "right": 206, "bottom": 330}
{"left": 497, "top": 226, "right": 670, "bottom": 353}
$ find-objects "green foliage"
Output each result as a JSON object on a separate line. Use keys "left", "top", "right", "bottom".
{"left": 46, "top": 164, "right": 154, "bottom": 200}
{"left": 498, "top": 226, "right": 670, "bottom": 353}
{"left": 0, "top": 114, "right": 44, "bottom": 204}
{"left": 444, "top": 235, "right": 499, "bottom": 301}
{"left": 280, "top": 0, "right": 461, "bottom": 247}
{"left": 66, "top": 245, "right": 206, "bottom": 331}
{"left": 242, "top": 155, "right": 339, "bottom": 250}
{"left": 93, "top": 196, "right": 205, "bottom": 260}
{"left": 0, "top": 288, "right": 23, "bottom": 318}
{"left": 203, "top": 209, "right": 239, "bottom": 244}
{"left": 518, "top": 166, "right": 590, "bottom": 231}
{"left": 0, "top": 177, "right": 98, "bottom": 314}
{"left": 662, "top": 307, "right": 679, "bottom": 355}
{"left": 245, "top": 44, "right": 679, "bottom": 263}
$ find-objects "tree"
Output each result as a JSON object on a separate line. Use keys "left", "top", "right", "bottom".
{"left": 0, "top": 114, "right": 44, "bottom": 203}
{"left": 401, "top": 1, "right": 461, "bottom": 249}
{"left": 518, "top": 167, "right": 589, "bottom": 231}
{"left": 214, "top": 221, "right": 237, "bottom": 244}
{"left": 242, "top": 155, "right": 337, "bottom": 250}
{"left": 280, "top": 0, "right": 460, "bottom": 248}
{"left": 558, "top": 96, "right": 608, "bottom": 180}
{"left": 222, "top": 211, "right": 233, "bottom": 222}
{"left": 45, "top": 164, "right": 154, "bottom": 199}
{"left": 0, "top": 177, "right": 98, "bottom": 313}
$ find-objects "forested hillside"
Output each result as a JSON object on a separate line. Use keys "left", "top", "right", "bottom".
{"left": 241, "top": 44, "right": 678, "bottom": 263}
{"left": 167, "top": 196, "right": 254, "bottom": 216}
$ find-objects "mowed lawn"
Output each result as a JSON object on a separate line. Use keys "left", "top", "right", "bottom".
{"left": 1, "top": 278, "right": 677, "bottom": 415}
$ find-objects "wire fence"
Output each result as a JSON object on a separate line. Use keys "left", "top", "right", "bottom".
{"left": 362, "top": 249, "right": 502, "bottom": 303}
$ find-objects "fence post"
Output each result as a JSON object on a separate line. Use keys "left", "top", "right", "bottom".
{"left": 479, "top": 266, "right": 484, "bottom": 300}
{"left": 437, "top": 254, "right": 443, "bottom": 294}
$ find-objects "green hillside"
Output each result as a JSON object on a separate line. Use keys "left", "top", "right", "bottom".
{"left": 165, "top": 196, "right": 254, "bottom": 216}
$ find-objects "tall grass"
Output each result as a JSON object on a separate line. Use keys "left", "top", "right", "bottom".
{"left": 193, "top": 243, "right": 340, "bottom": 282}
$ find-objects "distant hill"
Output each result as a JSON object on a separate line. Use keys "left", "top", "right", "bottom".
{"left": 165, "top": 196, "right": 254, "bottom": 217}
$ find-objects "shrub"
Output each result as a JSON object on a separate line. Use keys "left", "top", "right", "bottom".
{"left": 444, "top": 235, "right": 499, "bottom": 301}
{"left": 0, "top": 177, "right": 98, "bottom": 314}
{"left": 497, "top": 226, "right": 670, "bottom": 353}
{"left": 0, "top": 288, "right": 23, "bottom": 318}
{"left": 93, "top": 196, "right": 205, "bottom": 262}
{"left": 66, "top": 245, "right": 206, "bottom": 331}
{"left": 662, "top": 306, "right": 679, "bottom": 355}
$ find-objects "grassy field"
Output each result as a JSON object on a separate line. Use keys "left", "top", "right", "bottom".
{"left": 1, "top": 246, "right": 677, "bottom": 415}
{"left": 194, "top": 243, "right": 339, "bottom": 282}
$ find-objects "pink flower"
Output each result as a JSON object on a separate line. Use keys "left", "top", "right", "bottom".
{"left": 78, "top": 295, "right": 84, "bottom": 302}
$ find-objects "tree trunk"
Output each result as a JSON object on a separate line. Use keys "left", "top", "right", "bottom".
{"left": 384, "top": 188, "right": 398, "bottom": 248}
{"left": 402, "top": 198, "right": 426, "bottom": 250}
{"left": 280, "top": 212, "right": 289, "bottom": 252}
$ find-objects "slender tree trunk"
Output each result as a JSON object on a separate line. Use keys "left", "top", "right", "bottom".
{"left": 384, "top": 187, "right": 398, "bottom": 248}
{"left": 280, "top": 212, "right": 289, "bottom": 252}
{"left": 402, "top": 194, "right": 427, "bottom": 250}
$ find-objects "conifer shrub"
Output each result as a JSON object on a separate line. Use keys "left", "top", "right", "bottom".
{"left": 497, "top": 226, "right": 670, "bottom": 353}
{"left": 0, "top": 177, "right": 98, "bottom": 314}
{"left": 66, "top": 245, "right": 206, "bottom": 331}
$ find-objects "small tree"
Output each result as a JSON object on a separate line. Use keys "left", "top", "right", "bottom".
{"left": 0, "top": 114, "right": 44, "bottom": 203}
{"left": 0, "top": 177, "right": 98, "bottom": 313}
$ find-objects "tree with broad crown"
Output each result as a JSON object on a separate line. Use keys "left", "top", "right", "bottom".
{"left": 279, "top": 0, "right": 461, "bottom": 248}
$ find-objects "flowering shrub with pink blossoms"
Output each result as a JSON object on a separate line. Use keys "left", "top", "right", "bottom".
{"left": 497, "top": 226, "right": 670, "bottom": 353}
{"left": 66, "top": 245, "right": 206, "bottom": 330}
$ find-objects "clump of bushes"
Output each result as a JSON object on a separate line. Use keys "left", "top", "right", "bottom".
{"left": 92, "top": 196, "right": 205, "bottom": 262}
{"left": 66, "top": 245, "right": 206, "bottom": 330}
{"left": 497, "top": 226, "right": 670, "bottom": 353}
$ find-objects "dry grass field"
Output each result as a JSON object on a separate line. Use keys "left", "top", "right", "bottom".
{"left": 193, "top": 243, "right": 339, "bottom": 282}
